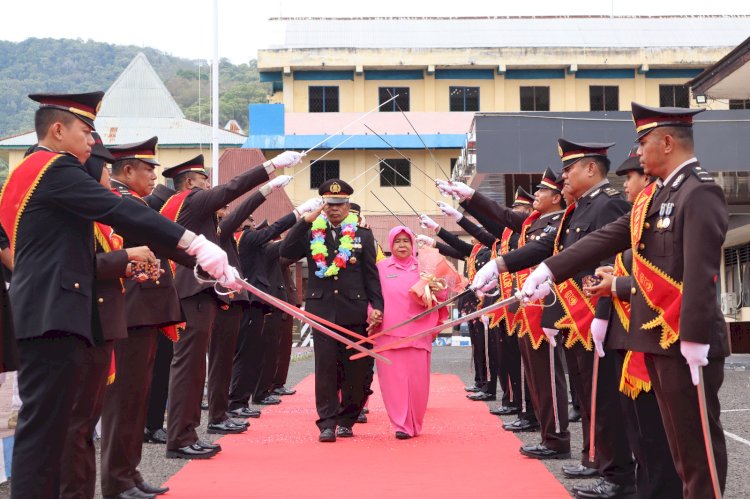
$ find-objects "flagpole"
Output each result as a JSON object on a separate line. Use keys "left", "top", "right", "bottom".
{"left": 211, "top": 0, "right": 220, "bottom": 187}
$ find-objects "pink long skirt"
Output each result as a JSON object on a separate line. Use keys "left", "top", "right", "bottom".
{"left": 376, "top": 348, "right": 431, "bottom": 437}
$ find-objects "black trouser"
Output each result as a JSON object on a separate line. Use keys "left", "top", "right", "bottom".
{"left": 614, "top": 351, "right": 682, "bottom": 499}
{"left": 207, "top": 303, "right": 243, "bottom": 423}
{"left": 60, "top": 341, "right": 114, "bottom": 499}
{"left": 520, "top": 337, "right": 569, "bottom": 452}
{"left": 646, "top": 354, "right": 727, "bottom": 499}
{"left": 145, "top": 332, "right": 173, "bottom": 432}
{"left": 594, "top": 349, "right": 636, "bottom": 486}
{"left": 484, "top": 324, "right": 500, "bottom": 397}
{"left": 254, "top": 310, "right": 283, "bottom": 401}
{"left": 167, "top": 293, "right": 217, "bottom": 449}
{"left": 313, "top": 325, "right": 371, "bottom": 430}
{"left": 101, "top": 327, "right": 158, "bottom": 496}
{"left": 228, "top": 303, "right": 266, "bottom": 410}
{"left": 272, "top": 313, "right": 295, "bottom": 388}
{"left": 468, "top": 319, "right": 487, "bottom": 387}
{"left": 11, "top": 334, "right": 86, "bottom": 499}
{"left": 564, "top": 340, "right": 597, "bottom": 468}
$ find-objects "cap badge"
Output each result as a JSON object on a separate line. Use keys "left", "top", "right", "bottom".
{"left": 330, "top": 182, "right": 341, "bottom": 194}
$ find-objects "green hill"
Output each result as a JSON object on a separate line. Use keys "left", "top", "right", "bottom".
{"left": 0, "top": 37, "right": 270, "bottom": 138}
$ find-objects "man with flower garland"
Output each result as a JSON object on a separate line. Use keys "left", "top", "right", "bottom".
{"left": 280, "top": 179, "right": 384, "bottom": 442}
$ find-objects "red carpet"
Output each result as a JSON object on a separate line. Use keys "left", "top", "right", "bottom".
{"left": 164, "top": 373, "right": 570, "bottom": 498}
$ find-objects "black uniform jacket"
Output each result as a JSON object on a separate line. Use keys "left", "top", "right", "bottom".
{"left": 93, "top": 248, "right": 129, "bottom": 343}
{"left": 279, "top": 219, "right": 384, "bottom": 326}
{"left": 544, "top": 162, "right": 729, "bottom": 358}
{"left": 236, "top": 209, "right": 297, "bottom": 308}
{"left": 110, "top": 180, "right": 187, "bottom": 329}
{"left": 605, "top": 249, "right": 633, "bottom": 351}
{"left": 502, "top": 181, "right": 630, "bottom": 328}
{"left": 8, "top": 151, "right": 185, "bottom": 344}
{"left": 461, "top": 191, "right": 527, "bottom": 236}
{"left": 0, "top": 229, "right": 18, "bottom": 372}
{"left": 172, "top": 164, "right": 269, "bottom": 302}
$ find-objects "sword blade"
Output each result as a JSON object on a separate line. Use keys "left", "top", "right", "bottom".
{"left": 234, "top": 278, "right": 390, "bottom": 363}
{"left": 550, "top": 343, "right": 561, "bottom": 434}
{"left": 350, "top": 293, "right": 520, "bottom": 360}
{"left": 697, "top": 366, "right": 723, "bottom": 499}
{"left": 347, "top": 289, "right": 473, "bottom": 349}
{"left": 589, "top": 353, "right": 599, "bottom": 463}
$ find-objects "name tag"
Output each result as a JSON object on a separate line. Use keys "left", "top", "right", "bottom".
{"left": 387, "top": 274, "right": 399, "bottom": 278}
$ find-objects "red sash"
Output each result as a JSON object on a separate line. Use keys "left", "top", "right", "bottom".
{"left": 630, "top": 182, "right": 683, "bottom": 349}
{"left": 512, "top": 211, "right": 547, "bottom": 349}
{"left": 488, "top": 228, "right": 516, "bottom": 329}
{"left": 466, "top": 243, "right": 483, "bottom": 282}
{"left": 619, "top": 350, "right": 652, "bottom": 399}
{"left": 0, "top": 150, "right": 60, "bottom": 257}
{"left": 612, "top": 252, "right": 632, "bottom": 332}
{"left": 234, "top": 230, "right": 244, "bottom": 248}
{"left": 159, "top": 189, "right": 192, "bottom": 278}
{"left": 553, "top": 204, "right": 598, "bottom": 350}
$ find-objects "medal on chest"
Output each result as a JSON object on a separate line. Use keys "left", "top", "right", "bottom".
{"left": 657, "top": 202, "right": 674, "bottom": 230}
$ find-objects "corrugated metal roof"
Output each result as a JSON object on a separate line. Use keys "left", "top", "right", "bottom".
{"left": 268, "top": 16, "right": 750, "bottom": 49}
{"left": 285, "top": 112, "right": 474, "bottom": 135}
{"left": 99, "top": 53, "right": 185, "bottom": 119}
{"left": 0, "top": 52, "right": 245, "bottom": 148}
{"left": 218, "top": 149, "right": 297, "bottom": 225}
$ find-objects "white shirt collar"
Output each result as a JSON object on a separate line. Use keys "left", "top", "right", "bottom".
{"left": 656, "top": 157, "right": 698, "bottom": 188}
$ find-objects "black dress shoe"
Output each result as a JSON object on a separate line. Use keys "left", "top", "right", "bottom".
{"left": 357, "top": 412, "right": 368, "bottom": 423}
{"left": 336, "top": 426, "right": 354, "bottom": 438}
{"left": 503, "top": 418, "right": 541, "bottom": 432}
{"left": 104, "top": 486, "right": 155, "bottom": 499}
{"left": 467, "top": 391, "right": 496, "bottom": 401}
{"left": 563, "top": 463, "right": 600, "bottom": 479}
{"left": 272, "top": 386, "right": 296, "bottom": 396}
{"left": 573, "top": 478, "right": 635, "bottom": 498}
{"left": 489, "top": 405, "right": 521, "bottom": 416}
{"left": 395, "top": 431, "right": 411, "bottom": 440}
{"left": 569, "top": 406, "right": 582, "bottom": 423}
{"left": 227, "top": 407, "right": 261, "bottom": 419}
{"left": 253, "top": 395, "right": 282, "bottom": 405}
{"left": 143, "top": 427, "right": 167, "bottom": 444}
{"left": 464, "top": 384, "right": 483, "bottom": 392}
{"left": 165, "top": 443, "right": 216, "bottom": 460}
{"left": 319, "top": 428, "right": 336, "bottom": 442}
{"left": 207, "top": 419, "right": 248, "bottom": 434}
{"left": 196, "top": 439, "right": 222, "bottom": 452}
{"left": 519, "top": 444, "right": 571, "bottom": 460}
{"left": 136, "top": 481, "right": 169, "bottom": 495}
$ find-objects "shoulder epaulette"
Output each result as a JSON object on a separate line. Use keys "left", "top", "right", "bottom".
{"left": 603, "top": 187, "right": 621, "bottom": 197}
{"left": 690, "top": 165, "right": 714, "bottom": 183}
{"left": 357, "top": 225, "right": 371, "bottom": 231}
{"left": 551, "top": 214, "right": 561, "bottom": 221}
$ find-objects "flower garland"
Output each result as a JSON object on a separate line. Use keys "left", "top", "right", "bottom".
{"left": 310, "top": 213, "right": 358, "bottom": 278}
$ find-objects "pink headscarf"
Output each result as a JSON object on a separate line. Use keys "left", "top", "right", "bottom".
{"left": 387, "top": 225, "right": 417, "bottom": 263}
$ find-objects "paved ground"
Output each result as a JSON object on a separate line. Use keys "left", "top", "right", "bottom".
{"left": 1, "top": 348, "right": 748, "bottom": 498}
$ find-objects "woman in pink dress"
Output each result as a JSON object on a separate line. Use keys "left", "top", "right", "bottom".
{"left": 375, "top": 226, "right": 448, "bottom": 439}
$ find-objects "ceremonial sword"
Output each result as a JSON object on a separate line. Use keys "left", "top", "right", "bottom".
{"left": 550, "top": 343, "right": 561, "bottom": 433}
{"left": 589, "top": 353, "right": 599, "bottom": 463}
{"left": 197, "top": 270, "right": 390, "bottom": 363}
{"left": 350, "top": 291, "right": 522, "bottom": 361}
{"left": 697, "top": 366, "right": 723, "bottom": 498}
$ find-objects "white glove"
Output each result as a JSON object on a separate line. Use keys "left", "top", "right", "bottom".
{"left": 520, "top": 263, "right": 555, "bottom": 302}
{"left": 419, "top": 214, "right": 439, "bottom": 232}
{"left": 471, "top": 260, "right": 499, "bottom": 296}
{"left": 590, "top": 318, "right": 608, "bottom": 358}
{"left": 680, "top": 340, "right": 710, "bottom": 386}
{"left": 450, "top": 181, "right": 475, "bottom": 202}
{"left": 437, "top": 201, "right": 463, "bottom": 222}
{"left": 415, "top": 234, "right": 436, "bottom": 248}
{"left": 543, "top": 328, "right": 559, "bottom": 347}
{"left": 185, "top": 234, "right": 231, "bottom": 281}
{"left": 260, "top": 175, "right": 293, "bottom": 196}
{"left": 270, "top": 151, "right": 304, "bottom": 169}
{"left": 296, "top": 197, "right": 324, "bottom": 215}
{"left": 218, "top": 266, "right": 243, "bottom": 292}
{"left": 435, "top": 179, "right": 453, "bottom": 197}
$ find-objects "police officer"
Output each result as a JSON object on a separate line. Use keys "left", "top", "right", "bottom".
{"left": 0, "top": 91, "right": 234, "bottom": 499}
{"left": 160, "top": 150, "right": 301, "bottom": 459}
{"left": 279, "top": 179, "right": 384, "bottom": 442}
{"left": 524, "top": 103, "right": 729, "bottom": 498}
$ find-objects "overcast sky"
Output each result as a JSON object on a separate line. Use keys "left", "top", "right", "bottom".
{"left": 3, "top": 0, "right": 749, "bottom": 63}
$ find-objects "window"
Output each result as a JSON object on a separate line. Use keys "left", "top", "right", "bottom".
{"left": 379, "top": 159, "right": 411, "bottom": 187}
{"left": 589, "top": 86, "right": 619, "bottom": 111}
{"left": 379, "top": 87, "right": 410, "bottom": 111}
{"left": 449, "top": 87, "right": 480, "bottom": 112}
{"left": 309, "top": 160, "right": 340, "bottom": 189}
{"left": 729, "top": 99, "right": 750, "bottom": 110}
{"left": 659, "top": 85, "right": 689, "bottom": 107}
{"left": 308, "top": 86, "right": 339, "bottom": 113}
{"left": 520, "top": 86, "right": 550, "bottom": 111}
